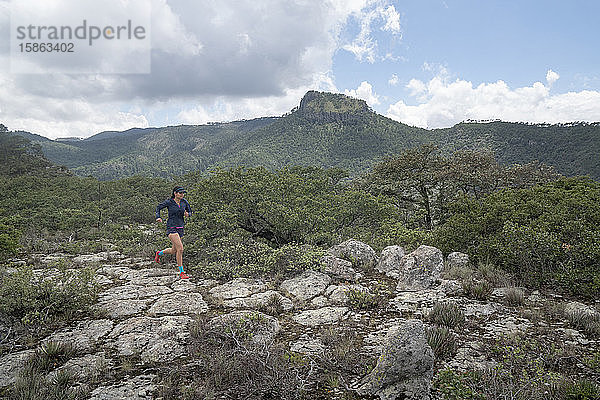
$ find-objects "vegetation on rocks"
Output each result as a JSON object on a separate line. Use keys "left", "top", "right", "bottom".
{"left": 1, "top": 122, "right": 599, "bottom": 399}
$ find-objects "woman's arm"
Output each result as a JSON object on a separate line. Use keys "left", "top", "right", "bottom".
{"left": 155, "top": 199, "right": 169, "bottom": 221}
{"left": 184, "top": 200, "right": 192, "bottom": 218}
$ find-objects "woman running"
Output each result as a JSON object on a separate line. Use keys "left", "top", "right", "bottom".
{"left": 154, "top": 186, "right": 192, "bottom": 279}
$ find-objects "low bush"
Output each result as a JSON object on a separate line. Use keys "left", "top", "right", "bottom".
{"left": 345, "top": 287, "right": 382, "bottom": 311}
{"left": 504, "top": 287, "right": 526, "bottom": 306}
{"left": 428, "top": 302, "right": 465, "bottom": 328}
{"left": 462, "top": 279, "right": 492, "bottom": 300}
{"left": 426, "top": 326, "right": 458, "bottom": 360}
{"left": 0, "top": 265, "right": 98, "bottom": 341}
{"left": 565, "top": 308, "right": 600, "bottom": 338}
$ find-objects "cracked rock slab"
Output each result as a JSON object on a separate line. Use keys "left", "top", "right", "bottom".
{"left": 148, "top": 292, "right": 209, "bottom": 316}
{"left": 99, "top": 299, "right": 150, "bottom": 319}
{"left": 122, "top": 268, "right": 179, "bottom": 286}
{"left": 209, "top": 278, "right": 267, "bottom": 300}
{"left": 222, "top": 290, "right": 294, "bottom": 312}
{"left": 292, "top": 306, "right": 349, "bottom": 326}
{"left": 43, "top": 319, "right": 114, "bottom": 353}
{"left": 108, "top": 316, "right": 192, "bottom": 362}
{"left": 99, "top": 284, "right": 172, "bottom": 303}
{"left": 89, "top": 374, "right": 157, "bottom": 400}
{"left": 280, "top": 270, "right": 331, "bottom": 302}
{"left": 0, "top": 349, "right": 35, "bottom": 387}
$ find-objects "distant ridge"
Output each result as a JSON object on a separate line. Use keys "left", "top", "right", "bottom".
{"left": 8, "top": 91, "right": 600, "bottom": 180}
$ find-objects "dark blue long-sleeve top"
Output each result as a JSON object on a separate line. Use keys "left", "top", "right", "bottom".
{"left": 155, "top": 198, "right": 192, "bottom": 228}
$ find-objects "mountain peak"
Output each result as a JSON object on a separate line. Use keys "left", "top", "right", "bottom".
{"left": 297, "top": 91, "right": 371, "bottom": 116}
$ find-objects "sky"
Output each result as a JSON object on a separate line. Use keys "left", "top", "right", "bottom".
{"left": 1, "top": 0, "right": 600, "bottom": 139}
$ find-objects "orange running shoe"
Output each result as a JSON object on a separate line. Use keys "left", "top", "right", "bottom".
{"left": 154, "top": 251, "right": 161, "bottom": 263}
{"left": 179, "top": 271, "right": 190, "bottom": 279}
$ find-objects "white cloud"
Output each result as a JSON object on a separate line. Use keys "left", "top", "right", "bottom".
{"left": 387, "top": 71, "right": 600, "bottom": 128}
{"left": 344, "top": 81, "right": 380, "bottom": 105}
{"left": 341, "top": 0, "right": 402, "bottom": 63}
{"left": 546, "top": 69, "right": 560, "bottom": 86}
{"left": 3, "top": 0, "right": 393, "bottom": 137}
{"left": 388, "top": 73, "right": 399, "bottom": 86}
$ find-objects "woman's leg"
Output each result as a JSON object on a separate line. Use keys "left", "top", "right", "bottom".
{"left": 168, "top": 233, "right": 184, "bottom": 267}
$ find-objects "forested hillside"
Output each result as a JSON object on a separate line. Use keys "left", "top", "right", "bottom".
{"left": 9, "top": 91, "right": 600, "bottom": 180}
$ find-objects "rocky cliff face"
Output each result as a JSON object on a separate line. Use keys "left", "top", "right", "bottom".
{"left": 1, "top": 240, "right": 598, "bottom": 399}
{"left": 295, "top": 91, "right": 373, "bottom": 123}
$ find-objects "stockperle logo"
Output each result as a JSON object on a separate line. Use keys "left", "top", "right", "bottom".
{"left": 10, "top": 0, "right": 151, "bottom": 74}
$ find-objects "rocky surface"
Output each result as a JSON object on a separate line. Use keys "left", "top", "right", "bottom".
{"left": 2, "top": 242, "right": 599, "bottom": 399}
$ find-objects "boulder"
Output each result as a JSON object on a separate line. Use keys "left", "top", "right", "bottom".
{"left": 0, "top": 349, "right": 35, "bottom": 387}
{"left": 320, "top": 254, "right": 358, "bottom": 281}
{"left": 328, "top": 239, "right": 378, "bottom": 270}
{"left": 446, "top": 252, "right": 469, "bottom": 269}
{"left": 280, "top": 270, "right": 331, "bottom": 301}
{"left": 396, "top": 245, "right": 444, "bottom": 291}
{"left": 357, "top": 319, "right": 434, "bottom": 400}
{"left": 376, "top": 245, "right": 405, "bottom": 278}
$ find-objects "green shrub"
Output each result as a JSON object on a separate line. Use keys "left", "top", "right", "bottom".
{"left": 462, "top": 279, "right": 492, "bottom": 300}
{"left": 565, "top": 308, "right": 600, "bottom": 338}
{"left": 426, "top": 326, "right": 458, "bottom": 360}
{"left": 434, "top": 177, "right": 600, "bottom": 298}
{"left": 554, "top": 379, "right": 600, "bottom": 400}
{"left": 0, "top": 265, "right": 98, "bottom": 339}
{"left": 504, "top": 287, "right": 526, "bottom": 306}
{"left": 344, "top": 287, "right": 383, "bottom": 311}
{"left": 433, "top": 369, "right": 485, "bottom": 400}
{"left": 428, "top": 302, "right": 465, "bottom": 328}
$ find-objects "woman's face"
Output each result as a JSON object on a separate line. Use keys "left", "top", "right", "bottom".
{"left": 174, "top": 191, "right": 185, "bottom": 200}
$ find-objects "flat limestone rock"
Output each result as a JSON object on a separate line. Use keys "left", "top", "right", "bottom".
{"left": 148, "top": 292, "right": 209, "bottom": 316}
{"left": 122, "top": 268, "right": 179, "bottom": 286}
{"left": 209, "top": 278, "right": 267, "bottom": 300}
{"left": 0, "top": 349, "right": 35, "bottom": 387}
{"left": 99, "top": 284, "right": 172, "bottom": 303}
{"left": 222, "top": 290, "right": 294, "bottom": 312}
{"left": 48, "top": 352, "right": 112, "bottom": 383}
{"left": 99, "top": 299, "right": 150, "bottom": 319}
{"left": 108, "top": 315, "right": 192, "bottom": 363}
{"left": 292, "top": 306, "right": 349, "bottom": 326}
{"left": 43, "top": 319, "right": 114, "bottom": 352}
{"left": 89, "top": 374, "right": 157, "bottom": 400}
{"left": 280, "top": 270, "right": 331, "bottom": 302}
